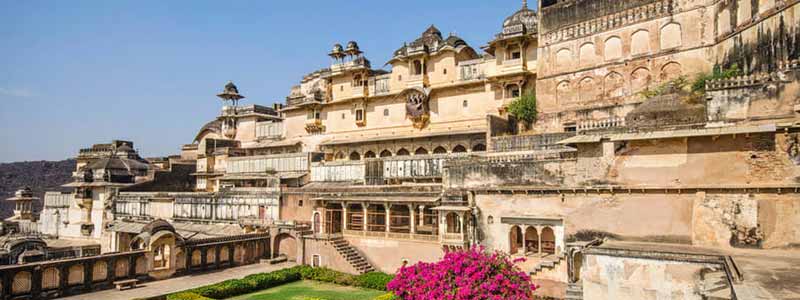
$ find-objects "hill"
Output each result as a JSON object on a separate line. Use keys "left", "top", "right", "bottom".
{"left": 0, "top": 159, "right": 75, "bottom": 219}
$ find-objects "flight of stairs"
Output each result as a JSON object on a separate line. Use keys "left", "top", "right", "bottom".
{"left": 529, "top": 253, "right": 566, "bottom": 277}
{"left": 331, "top": 238, "right": 375, "bottom": 274}
{"left": 566, "top": 282, "right": 583, "bottom": 300}
{"left": 700, "top": 267, "right": 735, "bottom": 300}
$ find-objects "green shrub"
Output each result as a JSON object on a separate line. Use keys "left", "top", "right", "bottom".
{"left": 507, "top": 91, "right": 538, "bottom": 125}
{"left": 165, "top": 266, "right": 391, "bottom": 300}
{"left": 166, "top": 292, "right": 213, "bottom": 300}
{"left": 354, "top": 272, "right": 394, "bottom": 291}
{"left": 691, "top": 64, "right": 741, "bottom": 93}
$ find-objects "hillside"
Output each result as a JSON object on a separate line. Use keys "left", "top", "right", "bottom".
{"left": 0, "top": 159, "right": 75, "bottom": 219}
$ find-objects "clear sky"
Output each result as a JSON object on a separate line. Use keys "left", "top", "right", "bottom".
{"left": 0, "top": 0, "right": 533, "bottom": 162}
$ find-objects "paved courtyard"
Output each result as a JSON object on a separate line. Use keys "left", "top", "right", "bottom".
{"left": 58, "top": 262, "right": 296, "bottom": 300}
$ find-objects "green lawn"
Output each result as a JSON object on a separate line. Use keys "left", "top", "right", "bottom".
{"left": 226, "top": 280, "right": 385, "bottom": 300}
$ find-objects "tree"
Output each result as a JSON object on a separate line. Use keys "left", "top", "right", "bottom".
{"left": 506, "top": 92, "right": 538, "bottom": 128}
{"left": 387, "top": 247, "right": 536, "bottom": 300}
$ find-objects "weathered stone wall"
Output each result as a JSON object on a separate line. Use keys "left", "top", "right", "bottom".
{"left": 303, "top": 238, "right": 359, "bottom": 274}
{"left": 344, "top": 236, "right": 443, "bottom": 274}
{"left": 581, "top": 254, "right": 717, "bottom": 300}
{"left": 444, "top": 156, "right": 577, "bottom": 189}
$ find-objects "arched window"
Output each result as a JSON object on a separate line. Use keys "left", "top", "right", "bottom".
{"left": 364, "top": 151, "right": 376, "bottom": 158}
{"left": 506, "top": 84, "right": 521, "bottom": 98}
{"left": 631, "top": 67, "right": 652, "bottom": 93}
{"left": 604, "top": 36, "right": 622, "bottom": 61}
{"left": 452, "top": 145, "right": 467, "bottom": 153}
{"left": 631, "top": 30, "right": 650, "bottom": 56}
{"left": 660, "top": 23, "right": 682, "bottom": 50}
{"left": 349, "top": 152, "right": 361, "bottom": 161}
{"left": 472, "top": 144, "right": 486, "bottom": 152}
{"left": 579, "top": 43, "right": 596, "bottom": 65}
{"left": 334, "top": 152, "right": 345, "bottom": 160}
{"left": 379, "top": 150, "right": 392, "bottom": 157}
{"left": 396, "top": 148, "right": 410, "bottom": 156}
{"left": 413, "top": 60, "right": 423, "bottom": 75}
{"left": 433, "top": 146, "right": 447, "bottom": 154}
{"left": 414, "top": 147, "right": 429, "bottom": 155}
{"left": 445, "top": 213, "right": 461, "bottom": 234}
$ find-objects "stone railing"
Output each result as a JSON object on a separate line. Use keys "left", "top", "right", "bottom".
{"left": 542, "top": 0, "right": 674, "bottom": 44}
{"left": 490, "top": 132, "right": 576, "bottom": 152}
{"left": 370, "top": 75, "right": 391, "bottom": 95}
{"left": 577, "top": 117, "right": 626, "bottom": 132}
{"left": 343, "top": 229, "right": 438, "bottom": 242}
{"left": 441, "top": 232, "right": 466, "bottom": 244}
{"left": 226, "top": 152, "right": 311, "bottom": 174}
{"left": 286, "top": 93, "right": 324, "bottom": 107}
{"left": 44, "top": 192, "right": 71, "bottom": 208}
{"left": 459, "top": 59, "right": 485, "bottom": 81}
{"left": 256, "top": 121, "right": 283, "bottom": 139}
{"left": 311, "top": 161, "right": 365, "bottom": 182}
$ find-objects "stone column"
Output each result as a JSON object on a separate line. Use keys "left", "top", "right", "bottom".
{"left": 362, "top": 203, "right": 368, "bottom": 232}
{"left": 537, "top": 226, "right": 542, "bottom": 255}
{"left": 385, "top": 203, "right": 391, "bottom": 233}
{"left": 409, "top": 204, "right": 416, "bottom": 234}
{"left": 341, "top": 202, "right": 348, "bottom": 232}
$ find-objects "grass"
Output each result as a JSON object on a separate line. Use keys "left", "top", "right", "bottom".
{"left": 226, "top": 280, "right": 385, "bottom": 300}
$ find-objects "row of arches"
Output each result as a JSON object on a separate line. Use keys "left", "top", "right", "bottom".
{"left": 555, "top": 22, "right": 683, "bottom": 66}
{"left": 335, "top": 144, "right": 486, "bottom": 161}
{"left": 509, "top": 225, "right": 556, "bottom": 256}
{"left": 12, "top": 255, "right": 147, "bottom": 295}
{"left": 555, "top": 62, "right": 682, "bottom": 103}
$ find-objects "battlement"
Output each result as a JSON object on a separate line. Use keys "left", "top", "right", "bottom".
{"left": 540, "top": 0, "right": 668, "bottom": 36}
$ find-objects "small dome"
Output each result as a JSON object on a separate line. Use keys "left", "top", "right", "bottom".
{"left": 116, "top": 144, "right": 134, "bottom": 153}
{"left": 332, "top": 43, "right": 344, "bottom": 53}
{"left": 346, "top": 41, "right": 360, "bottom": 52}
{"left": 14, "top": 187, "right": 33, "bottom": 198}
{"left": 224, "top": 81, "right": 239, "bottom": 94}
{"left": 503, "top": 6, "right": 538, "bottom": 33}
{"left": 423, "top": 25, "right": 442, "bottom": 38}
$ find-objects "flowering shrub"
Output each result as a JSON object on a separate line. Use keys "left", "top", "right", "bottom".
{"left": 387, "top": 247, "right": 536, "bottom": 300}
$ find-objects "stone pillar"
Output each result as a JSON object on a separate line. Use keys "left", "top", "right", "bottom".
{"left": 522, "top": 226, "right": 529, "bottom": 255}
{"left": 362, "top": 203, "right": 368, "bottom": 232}
{"left": 537, "top": 226, "right": 542, "bottom": 255}
{"left": 128, "top": 255, "right": 136, "bottom": 278}
{"left": 214, "top": 245, "right": 222, "bottom": 269}
{"left": 31, "top": 267, "right": 42, "bottom": 297}
{"left": 342, "top": 202, "right": 348, "bottom": 232}
{"left": 200, "top": 248, "right": 208, "bottom": 271}
{"left": 83, "top": 261, "right": 92, "bottom": 290}
{"left": 409, "top": 204, "right": 416, "bottom": 234}
{"left": 385, "top": 203, "right": 391, "bottom": 233}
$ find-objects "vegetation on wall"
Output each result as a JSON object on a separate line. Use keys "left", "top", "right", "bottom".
{"left": 507, "top": 91, "right": 538, "bottom": 127}
{"left": 638, "top": 65, "right": 742, "bottom": 103}
{"left": 165, "top": 266, "right": 394, "bottom": 300}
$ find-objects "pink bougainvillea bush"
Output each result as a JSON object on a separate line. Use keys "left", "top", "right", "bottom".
{"left": 387, "top": 246, "right": 536, "bottom": 300}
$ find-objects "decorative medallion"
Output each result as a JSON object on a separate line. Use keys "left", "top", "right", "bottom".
{"left": 404, "top": 88, "right": 430, "bottom": 129}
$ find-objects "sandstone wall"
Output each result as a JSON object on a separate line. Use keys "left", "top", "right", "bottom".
{"left": 344, "top": 236, "right": 443, "bottom": 274}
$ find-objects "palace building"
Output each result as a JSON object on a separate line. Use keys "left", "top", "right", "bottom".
{"left": 2, "top": 0, "right": 800, "bottom": 299}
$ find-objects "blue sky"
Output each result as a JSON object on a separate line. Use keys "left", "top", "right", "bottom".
{"left": 0, "top": 1, "right": 532, "bottom": 162}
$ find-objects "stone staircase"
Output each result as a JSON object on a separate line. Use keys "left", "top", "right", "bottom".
{"left": 529, "top": 253, "right": 566, "bottom": 277}
{"left": 566, "top": 282, "right": 583, "bottom": 300}
{"left": 331, "top": 238, "right": 375, "bottom": 274}
{"left": 700, "top": 267, "right": 735, "bottom": 300}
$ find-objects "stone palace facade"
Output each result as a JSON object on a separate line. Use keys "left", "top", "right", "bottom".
{"left": 2, "top": 0, "right": 800, "bottom": 299}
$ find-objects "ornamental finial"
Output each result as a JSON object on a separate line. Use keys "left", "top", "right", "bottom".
{"left": 523, "top": 0, "right": 528, "bottom": 8}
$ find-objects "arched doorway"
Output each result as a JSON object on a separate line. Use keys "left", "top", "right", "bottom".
{"left": 509, "top": 226, "right": 523, "bottom": 255}
{"left": 525, "top": 227, "right": 539, "bottom": 254}
{"left": 414, "top": 147, "right": 429, "bottom": 155}
{"left": 452, "top": 145, "right": 467, "bottom": 153}
{"left": 433, "top": 146, "right": 447, "bottom": 154}
{"left": 379, "top": 150, "right": 392, "bottom": 157}
{"left": 364, "top": 151, "right": 376, "bottom": 159}
{"left": 396, "top": 148, "right": 410, "bottom": 156}
{"left": 334, "top": 152, "right": 345, "bottom": 160}
{"left": 541, "top": 227, "right": 556, "bottom": 255}
{"left": 272, "top": 233, "right": 297, "bottom": 260}
{"left": 472, "top": 143, "right": 486, "bottom": 152}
